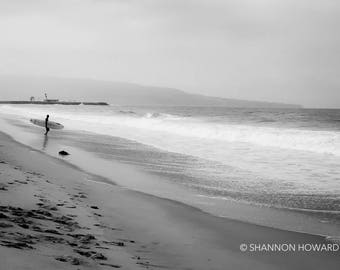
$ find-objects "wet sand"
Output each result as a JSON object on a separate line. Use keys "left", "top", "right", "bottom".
{"left": 0, "top": 131, "right": 339, "bottom": 269}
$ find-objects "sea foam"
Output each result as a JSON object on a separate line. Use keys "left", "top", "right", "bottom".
{"left": 1, "top": 104, "right": 339, "bottom": 157}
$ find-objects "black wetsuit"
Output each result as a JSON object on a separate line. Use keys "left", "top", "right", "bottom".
{"left": 45, "top": 116, "right": 50, "bottom": 135}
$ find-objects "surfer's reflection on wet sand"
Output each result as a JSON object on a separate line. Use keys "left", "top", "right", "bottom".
{"left": 42, "top": 135, "right": 49, "bottom": 150}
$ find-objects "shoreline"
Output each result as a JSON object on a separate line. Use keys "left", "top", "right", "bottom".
{"left": 0, "top": 131, "right": 340, "bottom": 269}
{"left": 1, "top": 130, "right": 336, "bottom": 239}
{"left": 1, "top": 115, "right": 339, "bottom": 237}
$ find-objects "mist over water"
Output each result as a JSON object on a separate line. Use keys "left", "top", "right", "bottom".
{"left": 1, "top": 104, "right": 340, "bottom": 233}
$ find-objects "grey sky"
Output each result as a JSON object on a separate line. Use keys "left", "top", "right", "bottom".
{"left": 0, "top": 0, "right": 339, "bottom": 107}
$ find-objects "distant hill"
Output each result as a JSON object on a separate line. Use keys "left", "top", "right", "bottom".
{"left": 0, "top": 75, "right": 301, "bottom": 108}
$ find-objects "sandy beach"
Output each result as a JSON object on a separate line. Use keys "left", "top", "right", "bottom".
{"left": 0, "top": 131, "right": 339, "bottom": 270}
{"left": 1, "top": 0, "right": 340, "bottom": 268}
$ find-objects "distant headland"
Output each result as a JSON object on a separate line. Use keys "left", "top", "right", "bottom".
{"left": 0, "top": 75, "right": 302, "bottom": 108}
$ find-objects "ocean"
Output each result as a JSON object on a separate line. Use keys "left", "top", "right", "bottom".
{"left": 0, "top": 104, "right": 339, "bottom": 236}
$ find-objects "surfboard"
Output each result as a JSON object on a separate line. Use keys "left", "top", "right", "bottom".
{"left": 30, "top": 119, "right": 64, "bottom": 130}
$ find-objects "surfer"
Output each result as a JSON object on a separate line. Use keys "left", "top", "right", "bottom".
{"left": 44, "top": 115, "right": 50, "bottom": 135}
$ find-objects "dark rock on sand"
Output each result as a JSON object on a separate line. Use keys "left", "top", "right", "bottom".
{"left": 58, "top": 150, "right": 70, "bottom": 156}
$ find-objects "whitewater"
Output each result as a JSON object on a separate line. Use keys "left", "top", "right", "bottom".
{"left": 2, "top": 104, "right": 340, "bottom": 156}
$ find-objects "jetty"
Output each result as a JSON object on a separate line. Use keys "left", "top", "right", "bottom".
{"left": 0, "top": 101, "right": 108, "bottom": 105}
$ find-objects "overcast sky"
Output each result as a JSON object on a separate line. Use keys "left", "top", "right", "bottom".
{"left": 0, "top": 0, "right": 339, "bottom": 107}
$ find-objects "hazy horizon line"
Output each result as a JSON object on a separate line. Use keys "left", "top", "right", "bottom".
{"left": 0, "top": 73, "right": 309, "bottom": 108}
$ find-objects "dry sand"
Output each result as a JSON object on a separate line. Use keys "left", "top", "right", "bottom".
{"left": 0, "top": 131, "right": 339, "bottom": 269}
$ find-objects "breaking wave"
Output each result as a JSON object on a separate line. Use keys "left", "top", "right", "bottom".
{"left": 0, "top": 104, "right": 339, "bottom": 157}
